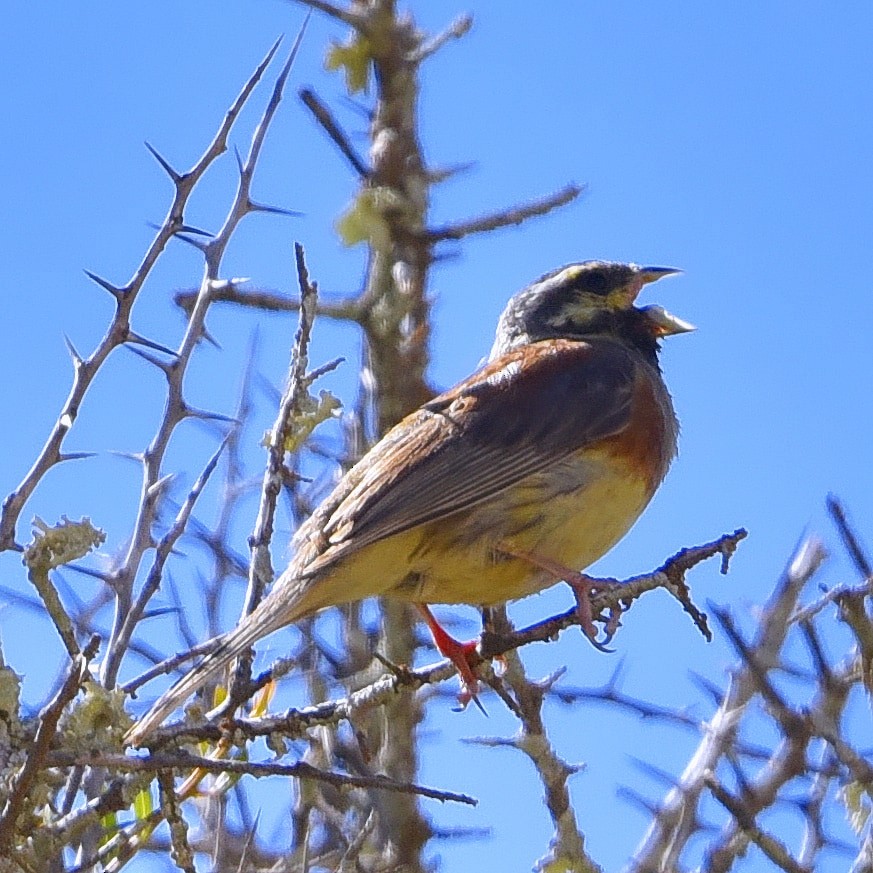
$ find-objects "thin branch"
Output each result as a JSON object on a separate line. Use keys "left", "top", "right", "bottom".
{"left": 121, "top": 639, "right": 224, "bottom": 695}
{"left": 0, "top": 636, "right": 97, "bottom": 850}
{"left": 827, "top": 494, "right": 873, "bottom": 579}
{"left": 791, "top": 577, "right": 873, "bottom": 625}
{"left": 124, "top": 531, "right": 744, "bottom": 748}
{"left": 300, "top": 87, "right": 369, "bottom": 177}
{"left": 107, "top": 440, "right": 227, "bottom": 684}
{"left": 243, "top": 243, "right": 320, "bottom": 620}
{"left": 553, "top": 680, "right": 700, "bottom": 730}
{"left": 293, "top": 0, "right": 362, "bottom": 28}
{"left": 409, "top": 14, "right": 473, "bottom": 63}
{"left": 628, "top": 535, "right": 826, "bottom": 873}
{"left": 425, "top": 183, "right": 583, "bottom": 242}
{"left": 158, "top": 771, "right": 196, "bottom": 873}
{"left": 704, "top": 774, "right": 808, "bottom": 873}
{"left": 217, "top": 243, "right": 324, "bottom": 716}
{"left": 101, "top": 31, "right": 306, "bottom": 688}
{"left": 482, "top": 529, "right": 747, "bottom": 658}
{"left": 47, "top": 751, "right": 477, "bottom": 807}
{"left": 206, "top": 25, "right": 307, "bottom": 269}
{"left": 173, "top": 284, "right": 365, "bottom": 321}
{"left": 477, "top": 608, "right": 597, "bottom": 873}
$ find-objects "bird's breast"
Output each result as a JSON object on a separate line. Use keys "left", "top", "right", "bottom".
{"left": 391, "top": 366, "right": 677, "bottom": 605}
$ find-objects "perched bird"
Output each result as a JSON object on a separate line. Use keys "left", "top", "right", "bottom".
{"left": 125, "top": 260, "right": 692, "bottom": 745}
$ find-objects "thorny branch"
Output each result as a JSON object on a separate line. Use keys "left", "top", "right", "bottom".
{"left": 173, "top": 283, "right": 365, "bottom": 321}
{"left": 9, "top": 3, "right": 871, "bottom": 873}
{"left": 123, "top": 531, "right": 743, "bottom": 747}
{"left": 0, "top": 636, "right": 98, "bottom": 851}
{"left": 0, "top": 31, "right": 312, "bottom": 869}
{"left": 467, "top": 607, "right": 598, "bottom": 873}
{"left": 0, "top": 38, "right": 285, "bottom": 555}
{"left": 425, "top": 183, "right": 583, "bottom": 242}
{"left": 220, "top": 242, "right": 336, "bottom": 716}
{"left": 46, "top": 751, "right": 477, "bottom": 807}
{"left": 626, "top": 507, "right": 873, "bottom": 873}
{"left": 243, "top": 244, "right": 323, "bottom": 621}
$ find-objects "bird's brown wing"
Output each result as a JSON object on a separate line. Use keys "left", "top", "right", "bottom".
{"left": 297, "top": 338, "right": 638, "bottom": 575}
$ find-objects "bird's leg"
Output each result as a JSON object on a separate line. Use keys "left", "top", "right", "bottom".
{"left": 496, "top": 544, "right": 616, "bottom": 650}
{"left": 416, "top": 604, "right": 483, "bottom": 708}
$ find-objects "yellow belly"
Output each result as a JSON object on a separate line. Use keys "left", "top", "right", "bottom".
{"left": 313, "top": 448, "right": 654, "bottom": 608}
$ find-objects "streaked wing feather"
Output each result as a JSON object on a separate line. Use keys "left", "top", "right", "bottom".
{"left": 306, "top": 339, "right": 636, "bottom": 572}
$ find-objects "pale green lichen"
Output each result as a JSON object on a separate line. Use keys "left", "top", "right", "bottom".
{"left": 22, "top": 518, "right": 106, "bottom": 655}
{"left": 0, "top": 667, "right": 21, "bottom": 725}
{"left": 840, "top": 780, "right": 872, "bottom": 835}
{"left": 24, "top": 516, "right": 106, "bottom": 572}
{"left": 325, "top": 33, "right": 373, "bottom": 94}
{"left": 266, "top": 390, "right": 342, "bottom": 455}
{"left": 285, "top": 390, "right": 342, "bottom": 453}
{"left": 336, "top": 188, "right": 401, "bottom": 250}
{"left": 60, "top": 682, "right": 133, "bottom": 752}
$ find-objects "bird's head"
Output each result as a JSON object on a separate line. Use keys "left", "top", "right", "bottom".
{"left": 489, "top": 260, "right": 693, "bottom": 361}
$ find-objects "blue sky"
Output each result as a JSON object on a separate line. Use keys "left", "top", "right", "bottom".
{"left": 2, "top": 2, "right": 873, "bottom": 871}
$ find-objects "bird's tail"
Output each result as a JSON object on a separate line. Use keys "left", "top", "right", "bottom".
{"left": 124, "top": 606, "right": 286, "bottom": 747}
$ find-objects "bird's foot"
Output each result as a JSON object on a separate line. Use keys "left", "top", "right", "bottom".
{"left": 496, "top": 543, "right": 620, "bottom": 650}
{"left": 565, "top": 573, "right": 620, "bottom": 652}
{"left": 417, "top": 604, "right": 486, "bottom": 712}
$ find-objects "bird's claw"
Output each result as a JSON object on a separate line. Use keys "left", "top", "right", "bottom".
{"left": 567, "top": 573, "right": 620, "bottom": 652}
{"left": 455, "top": 684, "right": 488, "bottom": 715}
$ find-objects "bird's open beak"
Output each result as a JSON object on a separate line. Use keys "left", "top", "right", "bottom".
{"left": 634, "top": 267, "right": 693, "bottom": 335}
{"left": 641, "top": 304, "right": 696, "bottom": 336}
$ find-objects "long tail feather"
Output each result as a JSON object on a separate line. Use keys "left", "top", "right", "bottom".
{"left": 124, "top": 610, "right": 280, "bottom": 746}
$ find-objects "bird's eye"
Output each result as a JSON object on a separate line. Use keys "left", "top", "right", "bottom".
{"left": 580, "top": 271, "right": 607, "bottom": 294}
{"left": 564, "top": 269, "right": 608, "bottom": 296}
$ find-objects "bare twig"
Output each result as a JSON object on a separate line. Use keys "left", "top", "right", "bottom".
{"left": 100, "top": 33, "right": 306, "bottom": 689}
{"left": 425, "top": 184, "right": 583, "bottom": 242}
{"left": 107, "top": 440, "right": 226, "bottom": 685}
{"left": 242, "top": 243, "right": 320, "bottom": 621}
{"left": 827, "top": 494, "right": 873, "bottom": 579}
{"left": 704, "top": 774, "right": 808, "bottom": 873}
{"left": 409, "top": 13, "right": 473, "bottom": 62}
{"left": 173, "top": 284, "right": 365, "bottom": 321}
{"left": 300, "top": 87, "right": 370, "bottom": 177}
{"left": 46, "top": 751, "right": 477, "bottom": 807}
{"left": 293, "top": 0, "right": 361, "bottom": 28}
{"left": 121, "top": 638, "right": 224, "bottom": 695}
{"left": 472, "top": 608, "right": 597, "bottom": 873}
{"left": 158, "top": 770, "right": 196, "bottom": 873}
{"left": 117, "top": 531, "right": 743, "bottom": 750}
{"left": 483, "top": 529, "right": 747, "bottom": 659}
{"left": 0, "top": 636, "right": 98, "bottom": 850}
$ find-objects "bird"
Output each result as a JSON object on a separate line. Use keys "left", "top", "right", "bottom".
{"left": 125, "top": 260, "right": 692, "bottom": 745}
